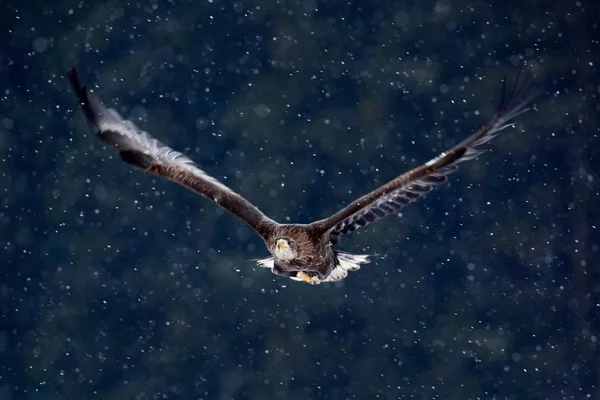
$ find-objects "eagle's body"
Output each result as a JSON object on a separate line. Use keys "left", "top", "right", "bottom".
{"left": 269, "top": 225, "right": 330, "bottom": 274}
{"left": 258, "top": 224, "right": 365, "bottom": 283}
{"left": 67, "top": 64, "right": 540, "bottom": 285}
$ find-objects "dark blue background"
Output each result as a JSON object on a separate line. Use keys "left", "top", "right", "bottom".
{"left": 1, "top": 0, "right": 598, "bottom": 398}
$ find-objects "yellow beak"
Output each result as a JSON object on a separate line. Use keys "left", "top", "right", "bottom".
{"left": 277, "top": 239, "right": 289, "bottom": 251}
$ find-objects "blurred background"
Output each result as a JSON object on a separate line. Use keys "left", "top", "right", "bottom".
{"left": 1, "top": 0, "right": 598, "bottom": 399}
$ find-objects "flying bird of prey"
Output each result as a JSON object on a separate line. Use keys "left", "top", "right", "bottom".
{"left": 67, "top": 64, "right": 540, "bottom": 285}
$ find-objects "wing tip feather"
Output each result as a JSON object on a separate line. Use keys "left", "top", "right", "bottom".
{"left": 66, "top": 65, "right": 101, "bottom": 129}
{"left": 66, "top": 66, "right": 86, "bottom": 102}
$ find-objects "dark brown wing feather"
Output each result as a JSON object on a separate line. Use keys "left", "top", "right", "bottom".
{"left": 315, "top": 64, "right": 542, "bottom": 237}
{"left": 67, "top": 66, "right": 276, "bottom": 238}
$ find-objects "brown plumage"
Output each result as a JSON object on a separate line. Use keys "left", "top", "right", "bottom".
{"left": 67, "top": 64, "right": 541, "bottom": 285}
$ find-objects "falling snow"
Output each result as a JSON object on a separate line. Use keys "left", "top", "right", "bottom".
{"left": 1, "top": 1, "right": 598, "bottom": 399}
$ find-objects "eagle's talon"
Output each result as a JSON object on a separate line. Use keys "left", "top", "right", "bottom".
{"left": 297, "top": 272, "right": 313, "bottom": 282}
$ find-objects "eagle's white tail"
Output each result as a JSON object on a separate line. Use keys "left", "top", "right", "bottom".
{"left": 254, "top": 252, "right": 370, "bottom": 285}
{"left": 307, "top": 251, "right": 371, "bottom": 285}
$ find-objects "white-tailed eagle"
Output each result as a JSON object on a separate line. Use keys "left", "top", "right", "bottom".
{"left": 67, "top": 64, "right": 540, "bottom": 285}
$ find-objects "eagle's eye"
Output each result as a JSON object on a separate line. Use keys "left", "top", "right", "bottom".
{"left": 275, "top": 238, "right": 295, "bottom": 260}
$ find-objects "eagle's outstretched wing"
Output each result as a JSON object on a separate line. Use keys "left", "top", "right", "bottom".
{"left": 67, "top": 66, "right": 276, "bottom": 238}
{"left": 315, "top": 64, "right": 541, "bottom": 237}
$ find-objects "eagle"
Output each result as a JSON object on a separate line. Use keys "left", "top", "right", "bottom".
{"left": 67, "top": 64, "right": 540, "bottom": 285}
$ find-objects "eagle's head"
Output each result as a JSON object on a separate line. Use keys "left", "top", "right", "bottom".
{"left": 274, "top": 238, "right": 297, "bottom": 261}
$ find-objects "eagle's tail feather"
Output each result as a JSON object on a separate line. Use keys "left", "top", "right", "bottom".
{"left": 306, "top": 251, "right": 371, "bottom": 285}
